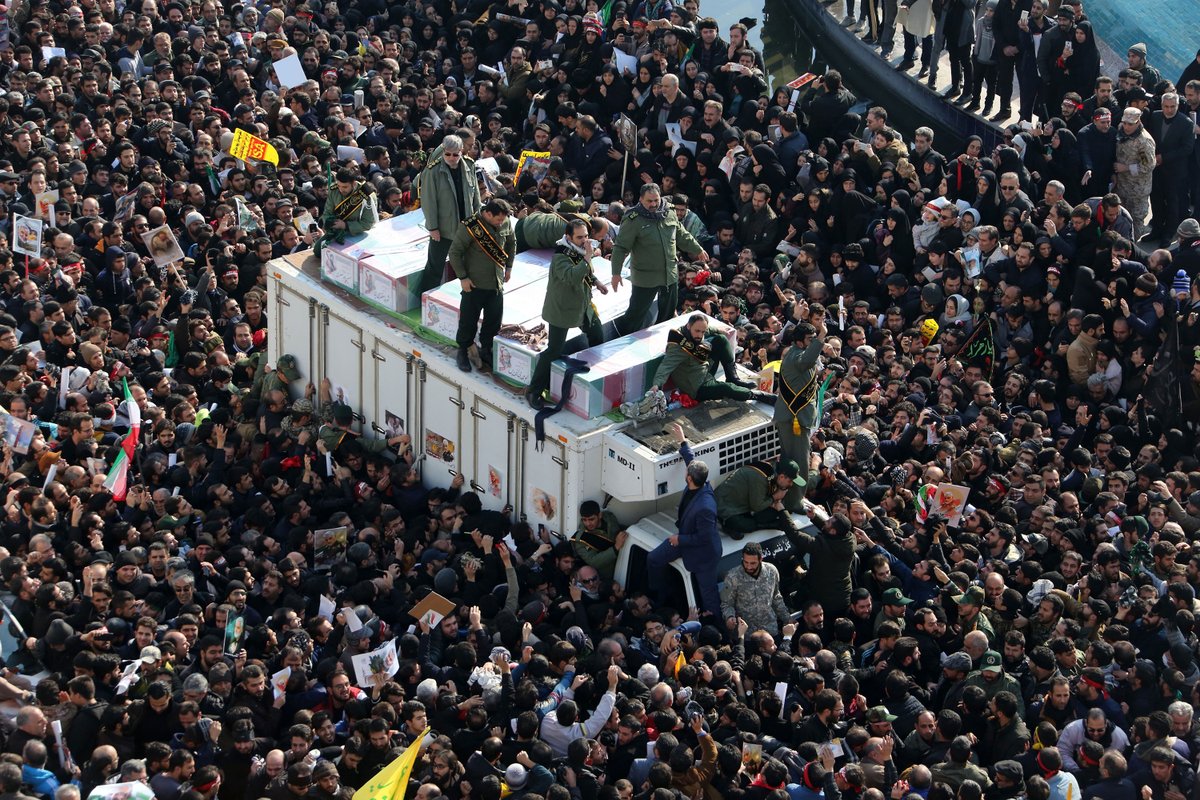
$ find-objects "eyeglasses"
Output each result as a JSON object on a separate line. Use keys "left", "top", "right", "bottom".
{"left": 1000, "top": 185, "right": 1018, "bottom": 191}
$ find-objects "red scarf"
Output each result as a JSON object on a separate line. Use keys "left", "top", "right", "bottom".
{"left": 751, "top": 774, "right": 784, "bottom": 791}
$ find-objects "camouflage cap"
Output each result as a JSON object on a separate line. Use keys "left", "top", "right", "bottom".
{"left": 276, "top": 354, "right": 301, "bottom": 381}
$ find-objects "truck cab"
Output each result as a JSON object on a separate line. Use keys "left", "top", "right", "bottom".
{"left": 613, "top": 510, "right": 825, "bottom": 612}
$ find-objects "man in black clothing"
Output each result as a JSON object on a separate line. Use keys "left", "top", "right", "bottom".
{"left": 802, "top": 70, "right": 856, "bottom": 143}
{"left": 992, "top": 0, "right": 1032, "bottom": 121}
{"left": 795, "top": 688, "right": 845, "bottom": 744}
{"left": 1149, "top": 92, "right": 1197, "bottom": 242}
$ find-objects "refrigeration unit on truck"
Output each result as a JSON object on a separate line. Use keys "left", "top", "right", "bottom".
{"left": 266, "top": 250, "right": 820, "bottom": 610}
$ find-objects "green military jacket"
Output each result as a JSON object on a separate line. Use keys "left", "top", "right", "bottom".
{"left": 318, "top": 423, "right": 391, "bottom": 455}
{"left": 609, "top": 202, "right": 702, "bottom": 288}
{"left": 323, "top": 182, "right": 379, "bottom": 236}
{"left": 714, "top": 461, "right": 804, "bottom": 518}
{"left": 542, "top": 244, "right": 599, "bottom": 329}
{"left": 931, "top": 761, "right": 992, "bottom": 792}
{"left": 448, "top": 214, "right": 516, "bottom": 291}
{"left": 572, "top": 510, "right": 622, "bottom": 555}
{"left": 520, "top": 211, "right": 573, "bottom": 250}
{"left": 961, "top": 669, "right": 1025, "bottom": 717}
{"left": 652, "top": 328, "right": 720, "bottom": 397}
{"left": 420, "top": 155, "right": 482, "bottom": 237}
{"left": 773, "top": 335, "right": 824, "bottom": 430}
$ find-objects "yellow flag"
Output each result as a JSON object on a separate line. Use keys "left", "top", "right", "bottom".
{"left": 673, "top": 649, "right": 686, "bottom": 679}
{"left": 351, "top": 728, "right": 429, "bottom": 800}
{"left": 228, "top": 128, "right": 280, "bottom": 166}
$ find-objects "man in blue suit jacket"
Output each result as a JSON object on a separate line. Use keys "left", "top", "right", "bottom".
{"left": 646, "top": 423, "right": 722, "bottom": 619}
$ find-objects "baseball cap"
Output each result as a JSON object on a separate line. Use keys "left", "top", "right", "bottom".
{"left": 956, "top": 585, "right": 986, "bottom": 607}
{"left": 866, "top": 706, "right": 898, "bottom": 723}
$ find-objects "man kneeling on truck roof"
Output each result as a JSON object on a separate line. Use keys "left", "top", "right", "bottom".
{"left": 714, "top": 458, "right": 805, "bottom": 541}
{"left": 648, "top": 314, "right": 775, "bottom": 406}
{"left": 515, "top": 201, "right": 610, "bottom": 252}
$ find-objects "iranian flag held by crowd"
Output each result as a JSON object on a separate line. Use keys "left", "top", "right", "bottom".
{"left": 102, "top": 379, "right": 140, "bottom": 501}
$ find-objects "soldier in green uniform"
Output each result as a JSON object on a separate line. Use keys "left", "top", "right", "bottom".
{"left": 318, "top": 402, "right": 411, "bottom": 456}
{"left": 955, "top": 585, "right": 996, "bottom": 645}
{"left": 774, "top": 315, "right": 827, "bottom": 490}
{"left": 314, "top": 167, "right": 379, "bottom": 256}
{"left": 449, "top": 198, "right": 516, "bottom": 373}
{"left": 515, "top": 205, "right": 609, "bottom": 252}
{"left": 960, "top": 650, "right": 1026, "bottom": 718}
{"left": 255, "top": 353, "right": 302, "bottom": 404}
{"left": 571, "top": 500, "right": 629, "bottom": 581}
{"left": 526, "top": 218, "right": 608, "bottom": 409}
{"left": 610, "top": 183, "right": 709, "bottom": 335}
{"left": 419, "top": 135, "right": 481, "bottom": 294}
{"left": 931, "top": 736, "right": 994, "bottom": 791}
{"left": 649, "top": 314, "right": 774, "bottom": 404}
{"left": 714, "top": 459, "right": 805, "bottom": 540}
{"left": 281, "top": 397, "right": 318, "bottom": 441}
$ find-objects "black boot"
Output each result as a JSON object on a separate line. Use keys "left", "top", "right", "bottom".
{"left": 456, "top": 349, "right": 472, "bottom": 372}
{"left": 478, "top": 350, "right": 493, "bottom": 372}
{"left": 750, "top": 390, "right": 777, "bottom": 405}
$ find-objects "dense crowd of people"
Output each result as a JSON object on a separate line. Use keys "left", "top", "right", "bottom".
{"left": 0, "top": 2, "right": 1199, "bottom": 800}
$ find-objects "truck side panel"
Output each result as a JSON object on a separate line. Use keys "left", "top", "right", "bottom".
{"left": 318, "top": 304, "right": 366, "bottom": 412}
{"left": 516, "top": 418, "right": 568, "bottom": 538}
{"left": 470, "top": 397, "right": 516, "bottom": 512}
{"left": 369, "top": 339, "right": 415, "bottom": 449}
{"left": 270, "top": 278, "right": 317, "bottom": 382}
{"left": 417, "top": 360, "right": 465, "bottom": 491}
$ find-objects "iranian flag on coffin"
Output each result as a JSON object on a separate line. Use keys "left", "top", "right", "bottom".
{"left": 102, "top": 379, "right": 141, "bottom": 500}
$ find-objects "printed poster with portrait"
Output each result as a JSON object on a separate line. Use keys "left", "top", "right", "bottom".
{"left": 350, "top": 638, "right": 399, "bottom": 687}
{"left": 934, "top": 483, "right": 971, "bottom": 528}
{"left": 35, "top": 189, "right": 58, "bottom": 221}
{"left": 12, "top": 214, "right": 42, "bottom": 258}
{"left": 112, "top": 192, "right": 138, "bottom": 224}
{"left": 223, "top": 614, "right": 245, "bottom": 655}
{"left": 384, "top": 411, "right": 405, "bottom": 438}
{"left": 141, "top": 224, "right": 186, "bottom": 267}
{"left": 313, "top": 526, "right": 348, "bottom": 566}
{"left": 86, "top": 781, "right": 155, "bottom": 800}
{"left": 530, "top": 487, "right": 557, "bottom": 521}
{"left": 424, "top": 430, "right": 455, "bottom": 463}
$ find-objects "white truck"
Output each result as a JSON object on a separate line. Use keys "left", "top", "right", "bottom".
{"left": 266, "top": 251, "right": 820, "bottom": 610}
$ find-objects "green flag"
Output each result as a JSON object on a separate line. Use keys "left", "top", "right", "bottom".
{"left": 597, "top": 0, "right": 615, "bottom": 26}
